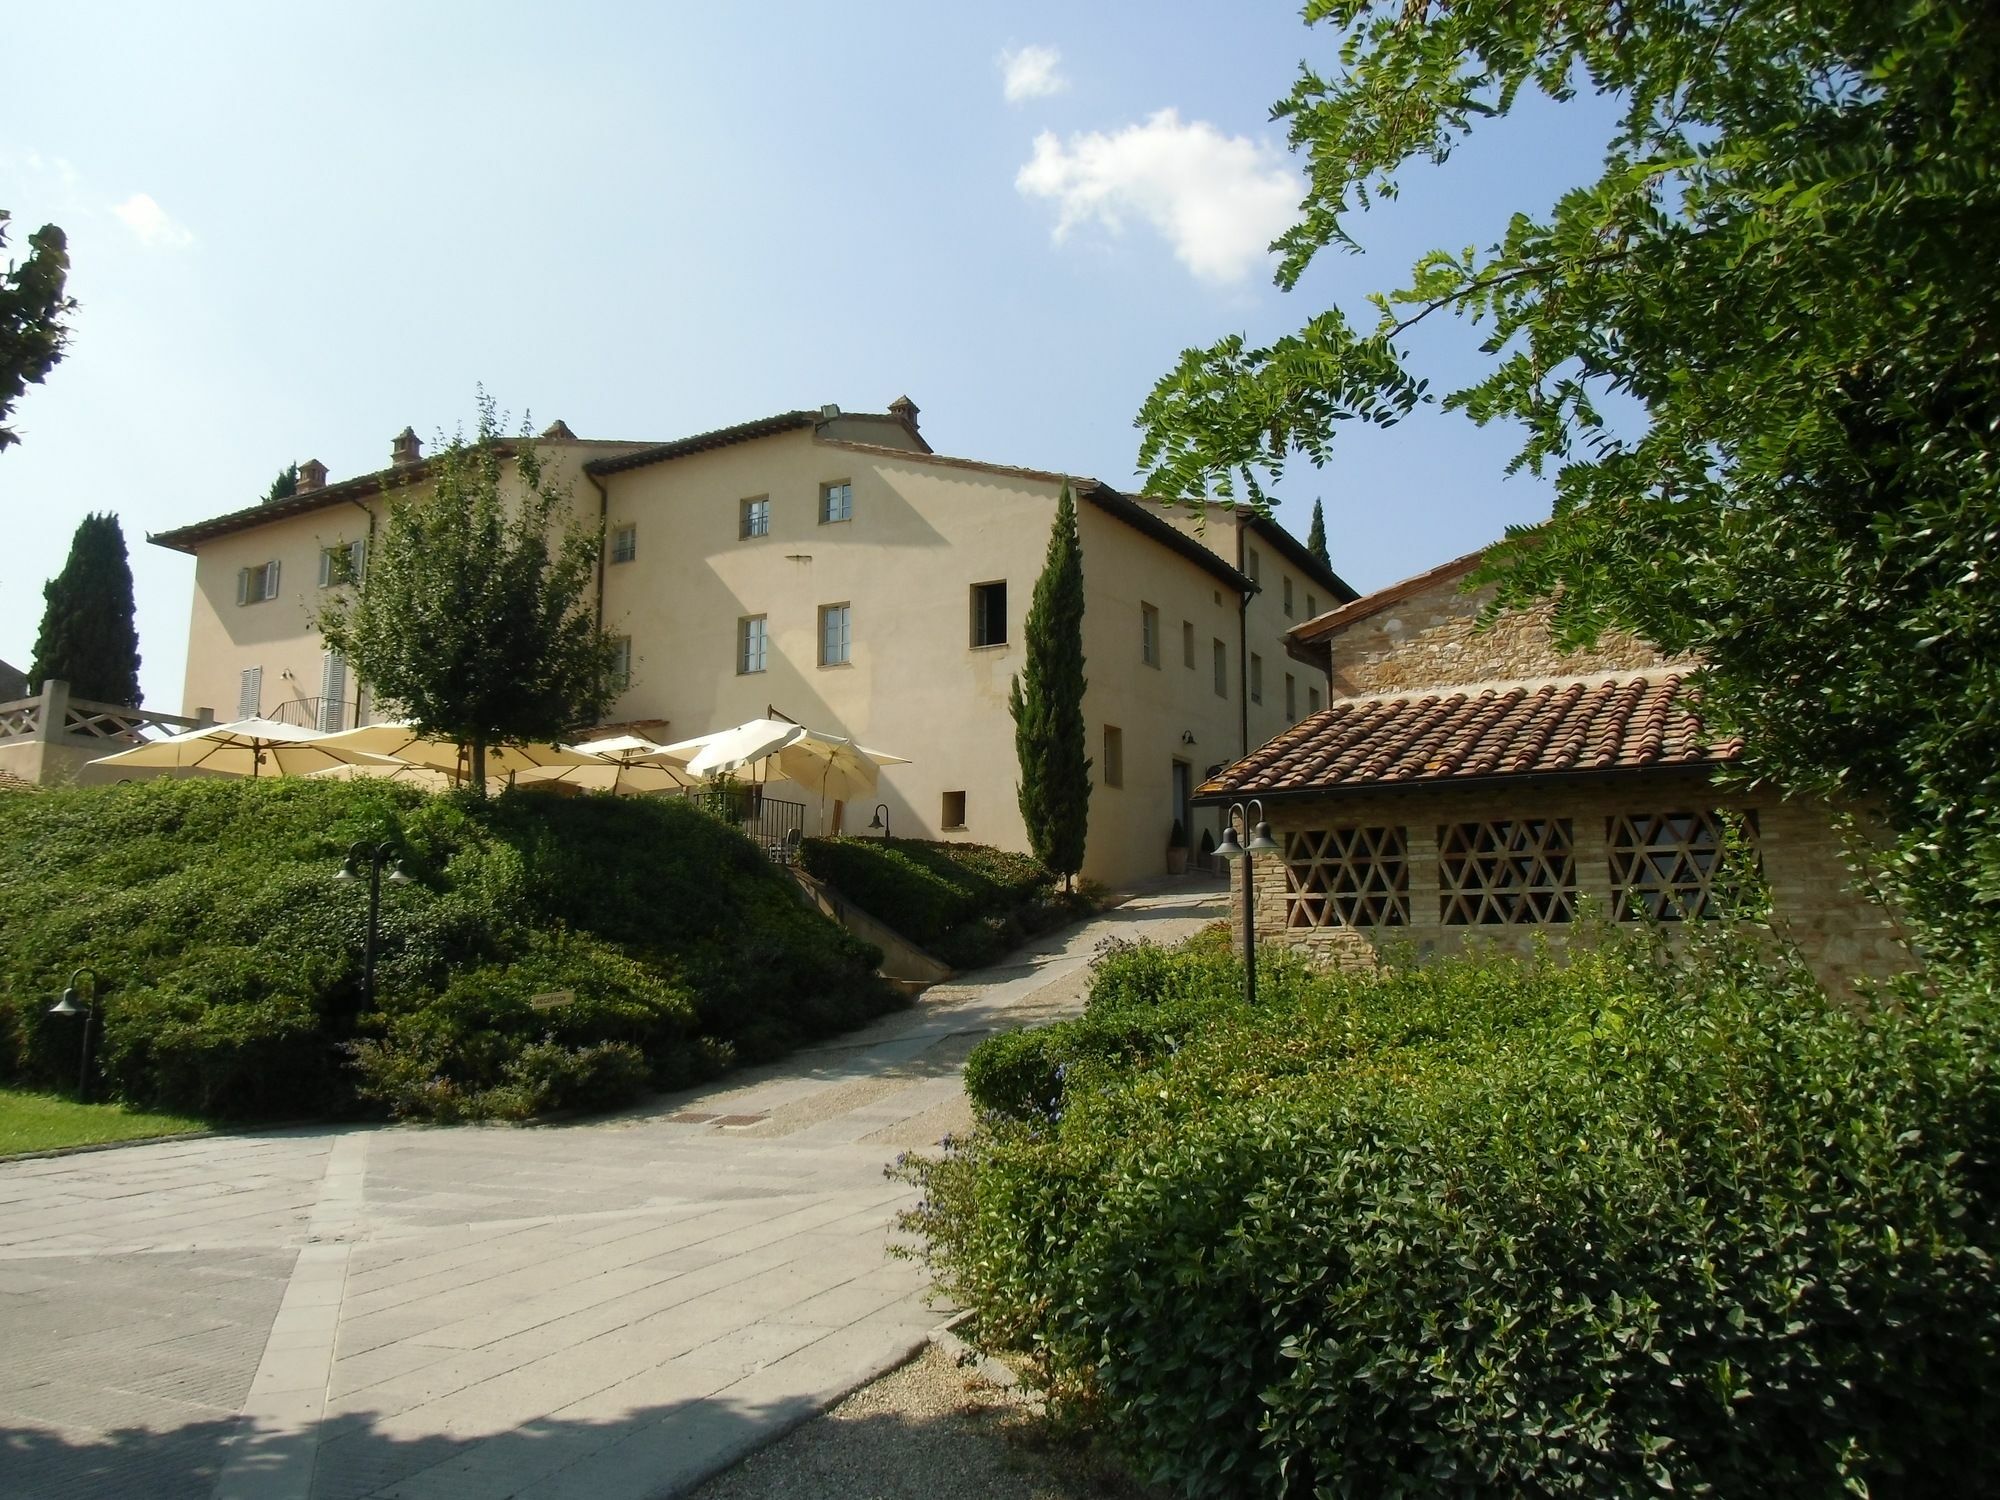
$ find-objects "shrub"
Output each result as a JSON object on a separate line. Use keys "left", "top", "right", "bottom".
{"left": 0, "top": 778, "right": 900, "bottom": 1120}
{"left": 906, "top": 932, "right": 2000, "bottom": 1498}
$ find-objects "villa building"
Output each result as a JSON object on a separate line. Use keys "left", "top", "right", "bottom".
{"left": 149, "top": 399, "right": 1351, "bottom": 887}
{"left": 1197, "top": 548, "right": 1910, "bottom": 991}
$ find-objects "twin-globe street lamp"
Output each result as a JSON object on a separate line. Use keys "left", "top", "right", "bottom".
{"left": 334, "top": 841, "right": 412, "bottom": 1001}
{"left": 1213, "top": 799, "right": 1280, "bottom": 1006}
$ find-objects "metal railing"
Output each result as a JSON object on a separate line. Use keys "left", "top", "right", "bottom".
{"left": 266, "top": 696, "right": 358, "bottom": 732}
{"left": 678, "top": 786, "right": 807, "bottom": 864}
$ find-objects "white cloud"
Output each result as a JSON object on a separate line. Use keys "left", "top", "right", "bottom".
{"left": 1015, "top": 109, "right": 1302, "bottom": 284}
{"left": 111, "top": 193, "right": 194, "bottom": 250}
{"left": 998, "top": 44, "right": 1067, "bottom": 102}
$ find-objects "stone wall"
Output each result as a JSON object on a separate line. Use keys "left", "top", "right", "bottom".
{"left": 1330, "top": 579, "right": 1676, "bottom": 697}
{"left": 1226, "top": 774, "right": 1911, "bottom": 994}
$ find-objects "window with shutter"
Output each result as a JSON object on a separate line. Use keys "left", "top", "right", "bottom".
{"left": 319, "top": 653, "right": 348, "bottom": 731}
{"left": 238, "top": 666, "right": 263, "bottom": 719}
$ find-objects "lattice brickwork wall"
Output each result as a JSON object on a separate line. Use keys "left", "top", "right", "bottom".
{"left": 1282, "top": 826, "right": 1409, "bottom": 928}
{"left": 1437, "top": 817, "right": 1577, "bottom": 925}
{"left": 1606, "top": 810, "right": 1760, "bottom": 921}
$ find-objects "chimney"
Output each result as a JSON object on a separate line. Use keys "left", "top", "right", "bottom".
{"left": 391, "top": 426, "right": 423, "bottom": 467}
{"left": 296, "top": 458, "right": 328, "bottom": 493}
{"left": 539, "top": 419, "right": 577, "bottom": 441}
{"left": 888, "top": 394, "right": 920, "bottom": 432}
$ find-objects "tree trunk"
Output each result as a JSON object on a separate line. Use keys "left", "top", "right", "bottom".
{"left": 469, "top": 738, "right": 487, "bottom": 794}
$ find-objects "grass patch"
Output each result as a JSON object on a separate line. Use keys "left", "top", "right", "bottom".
{"left": 799, "top": 836, "right": 1100, "bottom": 968}
{"left": 0, "top": 1086, "right": 206, "bottom": 1156}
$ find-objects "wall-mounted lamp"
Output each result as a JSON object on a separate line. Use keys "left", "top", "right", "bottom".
{"left": 1180, "top": 730, "right": 1196, "bottom": 746}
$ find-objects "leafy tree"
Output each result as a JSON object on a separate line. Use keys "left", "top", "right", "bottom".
{"left": 1135, "top": 0, "right": 2000, "bottom": 966}
{"left": 29, "top": 512, "right": 141, "bottom": 705}
{"left": 1010, "top": 483, "right": 1091, "bottom": 889}
{"left": 264, "top": 463, "right": 298, "bottom": 504}
{"left": 318, "top": 392, "right": 619, "bottom": 790}
{"left": 1305, "top": 498, "right": 1330, "bottom": 571}
{"left": 0, "top": 211, "right": 75, "bottom": 454}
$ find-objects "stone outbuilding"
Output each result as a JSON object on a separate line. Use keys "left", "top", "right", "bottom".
{"left": 1196, "top": 549, "right": 1911, "bottom": 992}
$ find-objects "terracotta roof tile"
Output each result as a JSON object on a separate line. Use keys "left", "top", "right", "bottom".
{"left": 1198, "top": 673, "right": 1741, "bottom": 800}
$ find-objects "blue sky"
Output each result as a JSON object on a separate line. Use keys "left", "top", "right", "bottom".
{"left": 2, "top": 2, "right": 1619, "bottom": 710}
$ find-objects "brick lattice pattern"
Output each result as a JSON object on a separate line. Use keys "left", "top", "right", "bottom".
{"left": 1607, "top": 809, "right": 1758, "bottom": 922}
{"left": 1438, "top": 817, "right": 1577, "bottom": 925}
{"left": 1282, "top": 826, "right": 1411, "bottom": 928}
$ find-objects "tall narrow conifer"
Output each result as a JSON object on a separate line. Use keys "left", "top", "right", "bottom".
{"left": 29, "top": 511, "right": 142, "bottom": 704}
{"left": 1009, "top": 483, "right": 1091, "bottom": 888}
{"left": 1306, "top": 498, "right": 1330, "bottom": 571}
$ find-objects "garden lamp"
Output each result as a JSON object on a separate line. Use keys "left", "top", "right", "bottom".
{"left": 47, "top": 966, "right": 100, "bottom": 1101}
{"left": 338, "top": 841, "right": 413, "bottom": 1001}
{"left": 1217, "top": 801, "right": 1274, "bottom": 1006}
{"left": 867, "top": 803, "right": 890, "bottom": 839}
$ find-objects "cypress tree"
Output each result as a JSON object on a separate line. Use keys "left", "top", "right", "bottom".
{"left": 1306, "top": 498, "right": 1330, "bottom": 571}
{"left": 1009, "top": 482, "right": 1091, "bottom": 888}
{"left": 29, "top": 511, "right": 142, "bottom": 704}
{"left": 264, "top": 463, "right": 298, "bottom": 504}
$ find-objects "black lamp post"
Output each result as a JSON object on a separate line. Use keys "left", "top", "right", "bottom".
{"left": 335, "top": 842, "right": 411, "bottom": 1000}
{"left": 47, "top": 967, "right": 100, "bottom": 1101}
{"left": 866, "top": 803, "right": 891, "bottom": 840}
{"left": 1214, "top": 799, "right": 1279, "bottom": 1006}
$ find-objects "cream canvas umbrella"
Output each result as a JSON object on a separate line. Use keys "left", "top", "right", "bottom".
{"left": 307, "top": 761, "right": 458, "bottom": 793}
{"left": 313, "top": 721, "right": 601, "bottom": 786}
{"left": 666, "top": 717, "right": 909, "bottom": 828}
{"left": 512, "top": 735, "right": 695, "bottom": 796}
{"left": 89, "top": 718, "right": 403, "bottom": 779}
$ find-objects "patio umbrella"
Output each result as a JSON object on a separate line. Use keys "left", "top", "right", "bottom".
{"left": 313, "top": 721, "right": 601, "bottom": 786}
{"left": 665, "top": 717, "right": 909, "bottom": 813}
{"left": 307, "top": 761, "right": 458, "bottom": 793}
{"left": 663, "top": 718, "right": 802, "bottom": 782}
{"left": 88, "top": 718, "right": 402, "bottom": 779}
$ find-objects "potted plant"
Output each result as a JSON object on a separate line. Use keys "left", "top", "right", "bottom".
{"left": 1166, "top": 818, "right": 1190, "bottom": 875}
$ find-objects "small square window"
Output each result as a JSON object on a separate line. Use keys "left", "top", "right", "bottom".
{"left": 739, "top": 615, "right": 768, "bottom": 675}
{"left": 1182, "top": 620, "right": 1195, "bottom": 668}
{"left": 609, "top": 635, "right": 633, "bottom": 691}
{"left": 1140, "top": 603, "right": 1161, "bottom": 666}
{"left": 1103, "top": 725, "right": 1124, "bottom": 788}
{"left": 741, "top": 496, "right": 770, "bottom": 538}
{"left": 819, "top": 602, "right": 852, "bottom": 666}
{"left": 942, "top": 790, "right": 967, "bottom": 829}
{"left": 1213, "top": 639, "right": 1227, "bottom": 698}
{"left": 318, "top": 540, "right": 364, "bottom": 588}
{"left": 609, "top": 524, "right": 637, "bottom": 564}
{"left": 820, "top": 481, "right": 853, "bottom": 524}
{"left": 1250, "top": 653, "right": 1264, "bottom": 704}
{"left": 971, "top": 581, "right": 1007, "bottom": 647}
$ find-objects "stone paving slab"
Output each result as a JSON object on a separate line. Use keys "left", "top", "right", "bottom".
{"left": 0, "top": 883, "right": 1223, "bottom": 1500}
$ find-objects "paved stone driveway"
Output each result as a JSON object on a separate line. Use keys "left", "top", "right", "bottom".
{"left": 0, "top": 885, "right": 1223, "bottom": 1500}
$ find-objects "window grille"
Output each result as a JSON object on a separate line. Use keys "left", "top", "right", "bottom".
{"left": 1438, "top": 818, "right": 1577, "bottom": 924}
{"left": 1606, "top": 810, "right": 1759, "bottom": 921}
{"left": 610, "top": 524, "right": 637, "bottom": 563}
{"left": 1284, "top": 826, "right": 1409, "bottom": 928}
{"left": 741, "top": 496, "right": 770, "bottom": 538}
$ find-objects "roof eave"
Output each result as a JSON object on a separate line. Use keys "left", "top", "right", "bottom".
{"left": 1194, "top": 756, "right": 1735, "bottom": 805}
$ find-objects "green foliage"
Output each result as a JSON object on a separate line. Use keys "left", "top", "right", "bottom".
{"left": 264, "top": 463, "right": 298, "bottom": 504}
{"left": 1304, "top": 497, "right": 1329, "bottom": 571}
{"left": 1134, "top": 0, "right": 2000, "bottom": 969}
{"left": 317, "top": 388, "right": 620, "bottom": 789}
{"left": 799, "top": 836, "right": 1093, "bottom": 968}
{"left": 0, "top": 211, "right": 74, "bottom": 455}
{"left": 1009, "top": 483, "right": 1091, "bottom": 886}
{"left": 908, "top": 933, "right": 2000, "bottom": 1497}
{"left": 28, "top": 513, "right": 142, "bottom": 705}
{"left": 0, "top": 779, "right": 898, "bottom": 1119}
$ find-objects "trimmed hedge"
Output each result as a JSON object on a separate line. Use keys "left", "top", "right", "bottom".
{"left": 0, "top": 779, "right": 897, "bottom": 1120}
{"left": 906, "top": 933, "right": 2000, "bottom": 1498}
{"left": 798, "top": 835, "right": 1091, "bottom": 968}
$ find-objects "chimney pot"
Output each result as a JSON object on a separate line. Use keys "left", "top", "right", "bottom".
{"left": 391, "top": 426, "right": 423, "bottom": 467}
{"left": 888, "top": 394, "right": 920, "bottom": 430}
{"left": 296, "top": 459, "right": 328, "bottom": 493}
{"left": 539, "top": 419, "right": 577, "bottom": 441}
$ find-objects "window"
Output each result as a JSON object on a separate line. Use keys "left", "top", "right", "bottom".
{"left": 819, "top": 602, "right": 852, "bottom": 666}
{"left": 740, "top": 496, "right": 770, "bottom": 538}
{"left": 609, "top": 524, "right": 637, "bottom": 564}
{"left": 1250, "top": 653, "right": 1264, "bottom": 704}
{"left": 1607, "top": 810, "right": 1760, "bottom": 921}
{"left": 317, "top": 540, "right": 364, "bottom": 588}
{"left": 1246, "top": 546, "right": 1261, "bottom": 584}
{"left": 970, "top": 581, "right": 1007, "bottom": 647}
{"left": 738, "top": 615, "right": 768, "bottom": 675}
{"left": 237, "top": 665, "right": 262, "bottom": 719}
{"left": 236, "top": 560, "right": 281, "bottom": 605}
{"left": 1438, "top": 819, "right": 1577, "bottom": 925}
{"left": 1284, "top": 827, "right": 1410, "bottom": 928}
{"left": 1306, "top": 592, "right": 1318, "bottom": 619}
{"left": 1212, "top": 639, "right": 1227, "bottom": 697}
{"left": 1182, "top": 620, "right": 1195, "bottom": 668}
{"left": 1285, "top": 673, "right": 1297, "bottom": 720}
{"left": 942, "top": 790, "right": 967, "bottom": 829}
{"left": 820, "top": 480, "right": 853, "bottom": 524}
{"left": 1103, "top": 726, "right": 1124, "bottom": 788}
{"left": 609, "top": 636, "right": 633, "bottom": 691}
{"left": 1283, "top": 576, "right": 1294, "bottom": 617}
{"left": 318, "top": 652, "right": 348, "bottom": 732}
{"left": 1140, "top": 603, "right": 1161, "bottom": 666}
{"left": 1309, "top": 685, "right": 1322, "bottom": 714}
